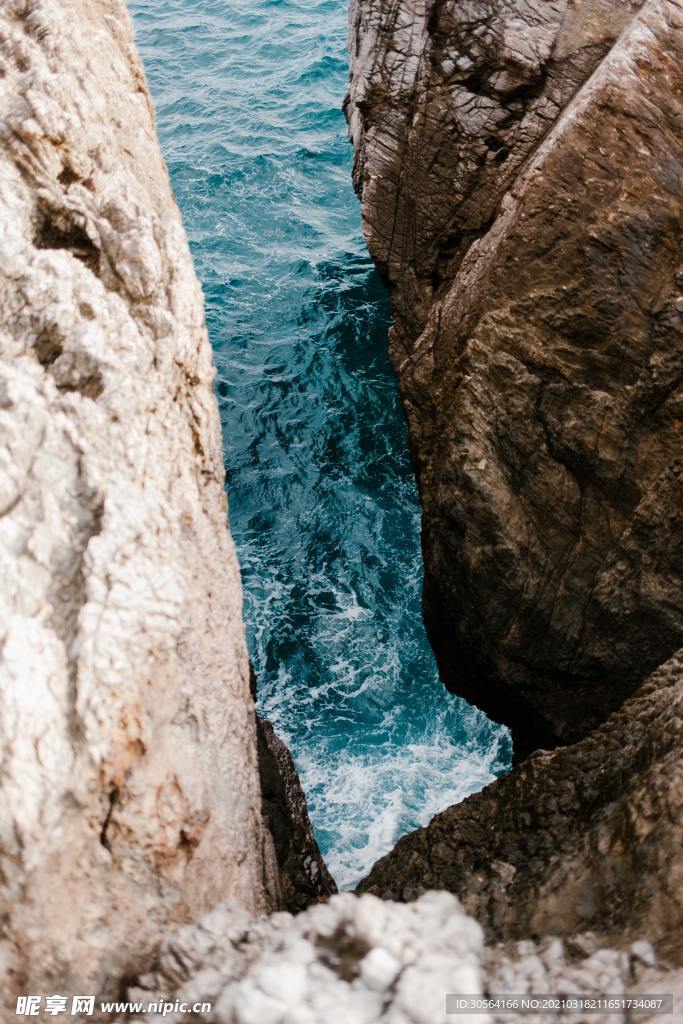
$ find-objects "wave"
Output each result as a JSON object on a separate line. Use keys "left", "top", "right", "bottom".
{"left": 131, "top": 0, "right": 512, "bottom": 891}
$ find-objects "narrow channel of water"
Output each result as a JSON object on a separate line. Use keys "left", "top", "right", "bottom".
{"left": 131, "top": 0, "right": 511, "bottom": 889}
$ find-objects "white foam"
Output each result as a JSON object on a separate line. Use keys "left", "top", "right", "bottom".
{"left": 266, "top": 690, "right": 510, "bottom": 891}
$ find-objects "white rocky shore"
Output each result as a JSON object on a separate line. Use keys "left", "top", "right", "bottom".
{"left": 130, "top": 892, "right": 681, "bottom": 1024}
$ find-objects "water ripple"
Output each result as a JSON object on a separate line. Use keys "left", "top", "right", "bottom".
{"left": 130, "top": 0, "right": 511, "bottom": 890}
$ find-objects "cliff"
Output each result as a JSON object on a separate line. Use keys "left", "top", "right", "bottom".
{"left": 360, "top": 650, "right": 683, "bottom": 962}
{"left": 0, "top": 0, "right": 279, "bottom": 1003}
{"left": 345, "top": 0, "right": 683, "bottom": 989}
{"left": 256, "top": 715, "right": 338, "bottom": 913}
{"left": 347, "top": 0, "right": 683, "bottom": 751}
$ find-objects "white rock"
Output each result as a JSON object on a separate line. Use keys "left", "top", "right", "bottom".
{"left": 359, "top": 947, "right": 401, "bottom": 990}
{"left": 0, "top": 0, "right": 276, "bottom": 1004}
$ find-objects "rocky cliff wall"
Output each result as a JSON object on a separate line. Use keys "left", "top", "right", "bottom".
{"left": 256, "top": 715, "right": 338, "bottom": 913}
{"left": 1, "top": 0, "right": 680, "bottom": 1015}
{"left": 359, "top": 650, "right": 683, "bottom": 963}
{"left": 345, "top": 0, "right": 683, "bottom": 993}
{"left": 0, "top": 0, "right": 279, "bottom": 1005}
{"left": 347, "top": 0, "right": 683, "bottom": 751}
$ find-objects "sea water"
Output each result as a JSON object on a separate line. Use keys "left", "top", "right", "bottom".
{"left": 130, "top": 0, "right": 511, "bottom": 890}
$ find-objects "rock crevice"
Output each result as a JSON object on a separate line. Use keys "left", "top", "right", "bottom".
{"left": 1, "top": 0, "right": 681, "bottom": 1016}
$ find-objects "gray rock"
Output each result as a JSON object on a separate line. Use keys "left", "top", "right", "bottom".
{"left": 131, "top": 891, "right": 486, "bottom": 1024}
{"left": 358, "top": 651, "right": 683, "bottom": 962}
{"left": 0, "top": 0, "right": 277, "bottom": 1005}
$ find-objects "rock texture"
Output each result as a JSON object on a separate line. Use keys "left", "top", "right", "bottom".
{"left": 359, "top": 651, "right": 683, "bottom": 963}
{"left": 0, "top": 0, "right": 278, "bottom": 1006}
{"left": 131, "top": 892, "right": 487, "bottom": 1024}
{"left": 130, "top": 892, "right": 680, "bottom": 1024}
{"left": 484, "top": 940, "right": 683, "bottom": 1024}
{"left": 257, "top": 715, "right": 338, "bottom": 913}
{"left": 347, "top": 0, "right": 683, "bottom": 749}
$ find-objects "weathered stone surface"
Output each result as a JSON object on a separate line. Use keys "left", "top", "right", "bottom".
{"left": 484, "top": 939, "right": 683, "bottom": 1024}
{"left": 131, "top": 892, "right": 486, "bottom": 1023}
{"left": 257, "top": 715, "right": 338, "bottom": 912}
{"left": 347, "top": 0, "right": 683, "bottom": 749}
{"left": 358, "top": 652, "right": 683, "bottom": 963}
{"left": 130, "top": 892, "right": 680, "bottom": 1024}
{"left": 0, "top": 0, "right": 278, "bottom": 1006}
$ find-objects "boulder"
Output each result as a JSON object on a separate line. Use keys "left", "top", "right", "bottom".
{"left": 130, "top": 891, "right": 682, "bottom": 1023}
{"left": 0, "top": 0, "right": 277, "bottom": 1003}
{"left": 347, "top": 0, "right": 683, "bottom": 751}
{"left": 256, "top": 715, "right": 338, "bottom": 912}
{"left": 359, "top": 651, "right": 683, "bottom": 964}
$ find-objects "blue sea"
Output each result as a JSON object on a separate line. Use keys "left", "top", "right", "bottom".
{"left": 130, "top": 0, "right": 511, "bottom": 889}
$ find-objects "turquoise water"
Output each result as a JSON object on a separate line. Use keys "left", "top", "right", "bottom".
{"left": 130, "top": 0, "right": 511, "bottom": 889}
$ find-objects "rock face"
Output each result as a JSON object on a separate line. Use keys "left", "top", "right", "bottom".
{"left": 256, "top": 715, "right": 338, "bottom": 912}
{"left": 348, "top": 0, "right": 683, "bottom": 985}
{"left": 131, "top": 891, "right": 680, "bottom": 1024}
{"left": 0, "top": 0, "right": 279, "bottom": 1005}
{"left": 347, "top": 0, "right": 683, "bottom": 750}
{"left": 359, "top": 651, "right": 683, "bottom": 963}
